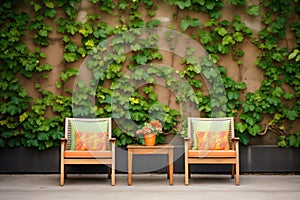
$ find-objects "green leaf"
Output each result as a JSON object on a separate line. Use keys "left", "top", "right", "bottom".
{"left": 44, "top": 9, "right": 57, "bottom": 18}
{"left": 7, "top": 138, "right": 21, "bottom": 148}
{"left": 272, "top": 87, "right": 283, "bottom": 97}
{"left": 234, "top": 82, "right": 247, "bottom": 90}
{"left": 235, "top": 122, "right": 248, "bottom": 133}
{"left": 210, "top": 10, "right": 221, "bottom": 19}
{"left": 226, "top": 0, "right": 246, "bottom": 6}
{"left": 7, "top": 105, "right": 21, "bottom": 115}
{"left": 287, "top": 135, "right": 300, "bottom": 147}
{"left": 205, "top": 1, "right": 216, "bottom": 10}
{"left": 93, "top": 29, "right": 106, "bottom": 38}
{"left": 130, "top": 44, "right": 141, "bottom": 51}
{"left": 288, "top": 49, "right": 299, "bottom": 60}
{"left": 66, "top": 24, "right": 78, "bottom": 35}
{"left": 247, "top": 5, "right": 261, "bottom": 16}
{"left": 198, "top": 30, "right": 212, "bottom": 44}
{"left": 227, "top": 91, "right": 240, "bottom": 100}
{"left": 143, "top": 86, "right": 154, "bottom": 94}
{"left": 240, "top": 113, "right": 256, "bottom": 126}
{"left": 135, "top": 54, "right": 148, "bottom": 65}
{"left": 45, "top": 1, "right": 55, "bottom": 8}
{"left": 45, "top": 141, "right": 54, "bottom": 148}
{"left": 277, "top": 139, "right": 287, "bottom": 147}
{"left": 235, "top": 132, "right": 249, "bottom": 145}
{"left": 26, "top": 139, "right": 39, "bottom": 147}
{"left": 50, "top": 130, "right": 64, "bottom": 140}
{"left": 222, "top": 35, "right": 235, "bottom": 45}
{"left": 169, "top": 0, "right": 191, "bottom": 9}
{"left": 266, "top": 97, "right": 281, "bottom": 106}
{"left": 31, "top": 1, "right": 42, "bottom": 12}
{"left": 283, "top": 92, "right": 294, "bottom": 100}
{"left": 284, "top": 110, "right": 298, "bottom": 120}
{"left": 215, "top": 27, "right": 227, "bottom": 36}
{"left": 63, "top": 53, "right": 78, "bottom": 62}
{"left": 148, "top": 92, "right": 158, "bottom": 101}
{"left": 248, "top": 124, "right": 261, "bottom": 136}
{"left": 38, "top": 132, "right": 49, "bottom": 141}
{"left": 146, "top": 19, "right": 161, "bottom": 28}
{"left": 131, "top": 111, "right": 147, "bottom": 121}
{"left": 233, "top": 32, "right": 244, "bottom": 42}
{"left": 180, "top": 16, "right": 202, "bottom": 31}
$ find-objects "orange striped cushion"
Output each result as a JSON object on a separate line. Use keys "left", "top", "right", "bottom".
{"left": 196, "top": 130, "right": 229, "bottom": 150}
{"left": 75, "top": 131, "right": 107, "bottom": 150}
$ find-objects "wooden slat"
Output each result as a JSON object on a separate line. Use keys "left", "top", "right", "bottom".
{"left": 64, "top": 150, "right": 112, "bottom": 158}
{"left": 127, "top": 145, "right": 174, "bottom": 155}
{"left": 188, "top": 157, "right": 237, "bottom": 164}
{"left": 64, "top": 158, "right": 112, "bottom": 165}
{"left": 188, "top": 150, "right": 236, "bottom": 157}
{"left": 127, "top": 144, "right": 174, "bottom": 149}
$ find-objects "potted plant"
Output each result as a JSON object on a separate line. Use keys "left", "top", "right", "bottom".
{"left": 136, "top": 120, "right": 163, "bottom": 146}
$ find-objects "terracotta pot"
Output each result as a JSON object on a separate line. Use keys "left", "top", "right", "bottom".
{"left": 144, "top": 134, "right": 156, "bottom": 146}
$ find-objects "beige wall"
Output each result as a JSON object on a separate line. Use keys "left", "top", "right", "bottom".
{"left": 20, "top": 0, "right": 299, "bottom": 144}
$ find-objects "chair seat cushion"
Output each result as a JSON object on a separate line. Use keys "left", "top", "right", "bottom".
{"left": 64, "top": 150, "right": 112, "bottom": 158}
{"left": 188, "top": 150, "right": 236, "bottom": 157}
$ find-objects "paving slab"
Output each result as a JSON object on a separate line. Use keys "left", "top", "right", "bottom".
{"left": 0, "top": 174, "right": 299, "bottom": 200}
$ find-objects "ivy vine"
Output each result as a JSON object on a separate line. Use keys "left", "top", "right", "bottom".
{"left": 0, "top": 0, "right": 299, "bottom": 149}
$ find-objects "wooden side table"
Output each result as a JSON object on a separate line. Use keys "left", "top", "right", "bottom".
{"left": 127, "top": 144, "right": 174, "bottom": 186}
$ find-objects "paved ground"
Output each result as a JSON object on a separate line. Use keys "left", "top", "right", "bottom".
{"left": 0, "top": 174, "right": 299, "bottom": 200}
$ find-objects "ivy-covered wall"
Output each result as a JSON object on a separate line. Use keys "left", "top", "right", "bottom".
{"left": 0, "top": 0, "right": 299, "bottom": 150}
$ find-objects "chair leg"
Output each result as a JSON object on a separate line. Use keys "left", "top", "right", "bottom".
{"left": 167, "top": 165, "right": 170, "bottom": 179}
{"left": 108, "top": 166, "right": 111, "bottom": 179}
{"left": 111, "top": 167, "right": 115, "bottom": 186}
{"left": 111, "top": 162, "right": 115, "bottom": 186}
{"left": 60, "top": 164, "right": 64, "bottom": 186}
{"left": 235, "top": 163, "right": 240, "bottom": 186}
{"left": 231, "top": 164, "right": 235, "bottom": 179}
{"left": 185, "top": 162, "right": 189, "bottom": 186}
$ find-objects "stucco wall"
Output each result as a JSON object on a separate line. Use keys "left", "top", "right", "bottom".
{"left": 18, "top": 0, "right": 299, "bottom": 145}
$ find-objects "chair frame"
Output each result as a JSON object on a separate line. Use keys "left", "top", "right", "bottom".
{"left": 60, "top": 118, "right": 115, "bottom": 186}
{"left": 184, "top": 117, "right": 240, "bottom": 186}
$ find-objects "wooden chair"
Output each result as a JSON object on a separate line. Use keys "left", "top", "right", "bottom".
{"left": 184, "top": 117, "right": 240, "bottom": 186}
{"left": 60, "top": 118, "right": 115, "bottom": 186}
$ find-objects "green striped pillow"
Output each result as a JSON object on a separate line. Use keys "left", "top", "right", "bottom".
{"left": 70, "top": 120, "right": 108, "bottom": 150}
{"left": 191, "top": 119, "right": 230, "bottom": 150}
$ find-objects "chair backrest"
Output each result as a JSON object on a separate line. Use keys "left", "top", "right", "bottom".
{"left": 188, "top": 117, "right": 235, "bottom": 150}
{"left": 65, "top": 118, "right": 112, "bottom": 151}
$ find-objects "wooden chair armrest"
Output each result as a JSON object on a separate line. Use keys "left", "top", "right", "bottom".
{"left": 110, "top": 138, "right": 116, "bottom": 142}
{"left": 184, "top": 137, "right": 191, "bottom": 150}
{"left": 231, "top": 137, "right": 239, "bottom": 142}
{"left": 61, "top": 138, "right": 67, "bottom": 141}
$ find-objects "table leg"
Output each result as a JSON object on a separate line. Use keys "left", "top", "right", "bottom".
{"left": 128, "top": 149, "right": 132, "bottom": 186}
{"left": 167, "top": 162, "right": 170, "bottom": 179}
{"left": 168, "top": 149, "right": 174, "bottom": 186}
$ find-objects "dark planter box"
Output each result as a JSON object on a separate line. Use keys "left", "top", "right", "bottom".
{"left": 240, "top": 145, "right": 300, "bottom": 173}
{"left": 1, "top": 145, "right": 300, "bottom": 173}
{"left": 0, "top": 146, "right": 60, "bottom": 173}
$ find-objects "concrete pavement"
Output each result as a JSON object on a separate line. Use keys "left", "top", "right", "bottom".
{"left": 0, "top": 174, "right": 299, "bottom": 200}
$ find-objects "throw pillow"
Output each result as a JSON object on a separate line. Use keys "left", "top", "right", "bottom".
{"left": 191, "top": 119, "right": 230, "bottom": 150}
{"left": 75, "top": 130, "right": 107, "bottom": 150}
{"left": 196, "top": 130, "right": 229, "bottom": 150}
{"left": 70, "top": 120, "right": 108, "bottom": 150}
